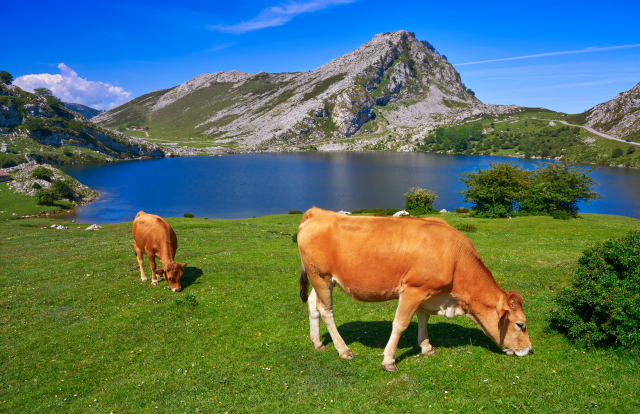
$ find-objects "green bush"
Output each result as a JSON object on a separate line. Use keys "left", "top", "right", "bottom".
{"left": 455, "top": 206, "right": 469, "bottom": 213}
{"left": 404, "top": 187, "right": 438, "bottom": 215}
{"left": 23, "top": 117, "right": 45, "bottom": 132}
{"left": 183, "top": 213, "right": 194, "bottom": 218}
{"left": 31, "top": 167, "right": 54, "bottom": 181}
{"left": 550, "top": 231, "right": 640, "bottom": 349}
{"left": 51, "top": 180, "right": 75, "bottom": 199}
{"left": 460, "top": 161, "right": 603, "bottom": 218}
{"left": 32, "top": 182, "right": 42, "bottom": 189}
{"left": 288, "top": 210, "right": 303, "bottom": 214}
{"left": 612, "top": 147, "right": 623, "bottom": 158}
{"left": 36, "top": 188, "right": 59, "bottom": 206}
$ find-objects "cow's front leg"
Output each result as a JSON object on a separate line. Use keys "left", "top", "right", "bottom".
{"left": 147, "top": 253, "right": 159, "bottom": 285}
{"left": 315, "top": 283, "right": 353, "bottom": 360}
{"left": 382, "top": 293, "right": 422, "bottom": 372}
{"left": 416, "top": 308, "right": 436, "bottom": 356}
{"left": 307, "top": 288, "right": 326, "bottom": 350}
{"left": 134, "top": 246, "right": 147, "bottom": 282}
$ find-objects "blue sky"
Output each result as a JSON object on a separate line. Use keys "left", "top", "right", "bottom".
{"left": 6, "top": 0, "right": 639, "bottom": 113}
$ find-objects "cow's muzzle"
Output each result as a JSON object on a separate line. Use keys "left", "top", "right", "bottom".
{"left": 172, "top": 286, "right": 183, "bottom": 293}
{"left": 504, "top": 347, "right": 533, "bottom": 356}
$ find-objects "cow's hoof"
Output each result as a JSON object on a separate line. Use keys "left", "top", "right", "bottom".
{"left": 422, "top": 348, "right": 437, "bottom": 356}
{"left": 382, "top": 362, "right": 398, "bottom": 372}
{"left": 152, "top": 281, "right": 159, "bottom": 286}
{"left": 141, "top": 278, "right": 147, "bottom": 282}
{"left": 339, "top": 349, "right": 354, "bottom": 360}
{"left": 314, "top": 344, "right": 327, "bottom": 351}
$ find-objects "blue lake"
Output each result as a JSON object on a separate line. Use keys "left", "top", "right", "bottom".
{"left": 58, "top": 152, "right": 640, "bottom": 223}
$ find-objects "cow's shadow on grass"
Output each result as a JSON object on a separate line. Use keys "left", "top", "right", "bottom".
{"left": 321, "top": 320, "right": 501, "bottom": 363}
{"left": 180, "top": 267, "right": 203, "bottom": 289}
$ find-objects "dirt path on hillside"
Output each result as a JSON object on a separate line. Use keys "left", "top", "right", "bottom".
{"left": 534, "top": 118, "right": 640, "bottom": 146}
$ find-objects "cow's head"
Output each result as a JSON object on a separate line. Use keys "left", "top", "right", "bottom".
{"left": 472, "top": 290, "right": 533, "bottom": 356}
{"left": 491, "top": 290, "right": 533, "bottom": 356}
{"left": 156, "top": 261, "right": 187, "bottom": 292}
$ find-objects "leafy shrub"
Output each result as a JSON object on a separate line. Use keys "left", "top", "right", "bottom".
{"left": 291, "top": 232, "right": 298, "bottom": 243}
{"left": 552, "top": 210, "right": 571, "bottom": 220}
{"left": 612, "top": 147, "right": 623, "bottom": 158}
{"left": 31, "top": 167, "right": 54, "bottom": 181}
{"left": 183, "top": 213, "right": 194, "bottom": 218}
{"left": 51, "top": 180, "right": 75, "bottom": 199}
{"left": 36, "top": 188, "right": 59, "bottom": 206}
{"left": 627, "top": 146, "right": 635, "bottom": 155}
{"left": 404, "top": 187, "right": 438, "bottom": 215}
{"left": 32, "top": 182, "right": 42, "bottom": 189}
{"left": 288, "top": 210, "right": 303, "bottom": 214}
{"left": 457, "top": 223, "right": 477, "bottom": 233}
{"left": 455, "top": 206, "right": 469, "bottom": 214}
{"left": 550, "top": 231, "right": 640, "bottom": 349}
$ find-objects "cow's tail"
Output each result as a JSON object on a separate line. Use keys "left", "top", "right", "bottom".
{"left": 299, "top": 261, "right": 309, "bottom": 303}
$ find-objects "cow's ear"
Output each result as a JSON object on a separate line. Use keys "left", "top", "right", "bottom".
{"left": 496, "top": 295, "right": 509, "bottom": 326}
{"left": 178, "top": 262, "right": 187, "bottom": 269}
{"left": 156, "top": 269, "right": 166, "bottom": 276}
{"left": 498, "top": 309, "right": 509, "bottom": 327}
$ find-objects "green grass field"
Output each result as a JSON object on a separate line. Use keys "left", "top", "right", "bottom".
{"left": 1, "top": 209, "right": 639, "bottom": 413}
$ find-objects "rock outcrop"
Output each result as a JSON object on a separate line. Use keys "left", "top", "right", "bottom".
{"left": 581, "top": 82, "right": 640, "bottom": 141}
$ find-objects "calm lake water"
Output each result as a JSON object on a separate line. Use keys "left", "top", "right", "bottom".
{"left": 58, "top": 152, "right": 640, "bottom": 224}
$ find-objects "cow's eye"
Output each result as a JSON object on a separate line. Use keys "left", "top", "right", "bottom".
{"left": 516, "top": 322, "right": 525, "bottom": 330}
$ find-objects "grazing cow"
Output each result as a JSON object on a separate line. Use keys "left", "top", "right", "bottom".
{"left": 297, "top": 207, "right": 533, "bottom": 372}
{"left": 132, "top": 211, "right": 186, "bottom": 292}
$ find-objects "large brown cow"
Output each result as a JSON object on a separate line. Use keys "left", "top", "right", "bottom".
{"left": 297, "top": 207, "right": 533, "bottom": 372}
{"left": 132, "top": 211, "right": 186, "bottom": 292}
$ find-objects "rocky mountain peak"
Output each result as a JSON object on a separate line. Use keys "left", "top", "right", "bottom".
{"left": 93, "top": 30, "right": 521, "bottom": 150}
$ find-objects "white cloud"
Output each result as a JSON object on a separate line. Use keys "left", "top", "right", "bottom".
{"left": 454, "top": 44, "right": 640, "bottom": 66}
{"left": 210, "top": 0, "right": 356, "bottom": 34}
{"left": 13, "top": 63, "right": 132, "bottom": 110}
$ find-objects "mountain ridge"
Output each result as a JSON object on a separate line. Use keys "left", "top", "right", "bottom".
{"left": 92, "top": 30, "right": 522, "bottom": 150}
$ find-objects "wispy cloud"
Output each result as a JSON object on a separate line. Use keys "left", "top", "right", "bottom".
{"left": 454, "top": 44, "right": 640, "bottom": 66}
{"left": 13, "top": 63, "right": 132, "bottom": 110}
{"left": 210, "top": 0, "right": 356, "bottom": 34}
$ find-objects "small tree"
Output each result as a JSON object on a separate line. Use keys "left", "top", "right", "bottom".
{"left": 404, "top": 187, "right": 438, "bottom": 215}
{"left": 525, "top": 161, "right": 604, "bottom": 216}
{"left": 31, "top": 166, "right": 54, "bottom": 181}
{"left": 459, "top": 162, "right": 530, "bottom": 218}
{"left": 0, "top": 70, "right": 13, "bottom": 85}
{"left": 628, "top": 146, "right": 636, "bottom": 155}
{"left": 36, "top": 188, "right": 59, "bottom": 206}
{"left": 23, "top": 117, "right": 45, "bottom": 132}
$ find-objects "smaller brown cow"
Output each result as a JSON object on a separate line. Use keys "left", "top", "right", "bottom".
{"left": 132, "top": 211, "right": 186, "bottom": 292}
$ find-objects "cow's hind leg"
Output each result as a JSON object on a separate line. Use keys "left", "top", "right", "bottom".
{"left": 134, "top": 244, "right": 147, "bottom": 282}
{"left": 315, "top": 282, "right": 353, "bottom": 360}
{"left": 416, "top": 308, "right": 436, "bottom": 356}
{"left": 307, "top": 288, "right": 326, "bottom": 350}
{"left": 382, "top": 292, "right": 423, "bottom": 372}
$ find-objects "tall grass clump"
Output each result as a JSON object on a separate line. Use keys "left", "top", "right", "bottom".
{"left": 550, "top": 230, "right": 640, "bottom": 349}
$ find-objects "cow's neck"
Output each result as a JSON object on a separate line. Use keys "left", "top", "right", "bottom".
{"left": 157, "top": 242, "right": 175, "bottom": 266}
{"left": 454, "top": 262, "right": 506, "bottom": 325}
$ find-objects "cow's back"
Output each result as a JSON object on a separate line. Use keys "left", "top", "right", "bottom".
{"left": 297, "top": 208, "right": 476, "bottom": 301}
{"left": 132, "top": 211, "right": 177, "bottom": 253}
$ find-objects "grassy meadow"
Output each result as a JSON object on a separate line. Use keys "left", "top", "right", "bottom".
{"left": 1, "top": 209, "right": 639, "bottom": 413}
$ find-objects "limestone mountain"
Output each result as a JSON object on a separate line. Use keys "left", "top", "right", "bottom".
{"left": 93, "top": 31, "right": 520, "bottom": 150}
{"left": 0, "top": 82, "right": 165, "bottom": 166}
{"left": 569, "top": 82, "right": 640, "bottom": 142}
{"left": 62, "top": 102, "right": 104, "bottom": 120}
